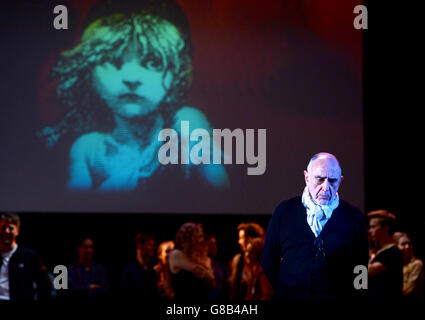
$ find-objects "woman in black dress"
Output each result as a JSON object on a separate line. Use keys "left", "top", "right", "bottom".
{"left": 168, "top": 223, "right": 215, "bottom": 301}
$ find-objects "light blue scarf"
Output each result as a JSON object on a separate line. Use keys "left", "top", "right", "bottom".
{"left": 301, "top": 186, "right": 339, "bottom": 237}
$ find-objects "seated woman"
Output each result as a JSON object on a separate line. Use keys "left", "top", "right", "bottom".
{"left": 168, "top": 223, "right": 215, "bottom": 301}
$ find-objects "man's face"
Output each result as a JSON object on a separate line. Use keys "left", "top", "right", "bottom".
{"left": 304, "top": 156, "right": 343, "bottom": 205}
{"left": 0, "top": 220, "right": 19, "bottom": 249}
{"left": 78, "top": 239, "right": 95, "bottom": 262}
{"left": 368, "top": 217, "right": 387, "bottom": 243}
{"left": 140, "top": 239, "right": 156, "bottom": 259}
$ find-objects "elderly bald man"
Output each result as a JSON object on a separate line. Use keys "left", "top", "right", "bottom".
{"left": 262, "top": 152, "right": 369, "bottom": 300}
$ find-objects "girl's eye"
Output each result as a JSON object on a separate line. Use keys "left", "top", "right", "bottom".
{"left": 111, "top": 57, "right": 123, "bottom": 69}
{"left": 143, "top": 54, "right": 164, "bottom": 71}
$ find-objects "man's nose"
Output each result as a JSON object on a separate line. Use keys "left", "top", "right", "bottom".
{"left": 322, "top": 179, "right": 330, "bottom": 191}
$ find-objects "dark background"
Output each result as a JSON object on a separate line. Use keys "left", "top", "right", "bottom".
{"left": 1, "top": 0, "right": 423, "bottom": 305}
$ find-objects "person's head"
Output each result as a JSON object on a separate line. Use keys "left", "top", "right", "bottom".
{"left": 44, "top": 0, "right": 193, "bottom": 146}
{"left": 135, "top": 232, "right": 156, "bottom": 264}
{"left": 0, "top": 212, "right": 20, "bottom": 252}
{"left": 245, "top": 237, "right": 264, "bottom": 267}
{"left": 205, "top": 234, "right": 218, "bottom": 259}
{"left": 304, "top": 152, "right": 343, "bottom": 205}
{"left": 175, "top": 223, "right": 206, "bottom": 262}
{"left": 77, "top": 237, "right": 95, "bottom": 265}
{"left": 394, "top": 232, "right": 414, "bottom": 263}
{"left": 157, "top": 240, "right": 174, "bottom": 265}
{"left": 237, "top": 223, "right": 265, "bottom": 252}
{"left": 367, "top": 210, "right": 397, "bottom": 247}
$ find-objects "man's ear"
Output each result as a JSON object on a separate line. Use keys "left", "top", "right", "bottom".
{"left": 304, "top": 170, "right": 309, "bottom": 185}
{"left": 339, "top": 175, "right": 344, "bottom": 185}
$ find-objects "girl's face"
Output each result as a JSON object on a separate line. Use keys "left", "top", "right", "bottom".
{"left": 92, "top": 40, "right": 173, "bottom": 119}
{"left": 397, "top": 236, "right": 413, "bottom": 262}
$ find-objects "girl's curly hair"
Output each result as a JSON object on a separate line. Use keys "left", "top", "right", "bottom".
{"left": 39, "top": 0, "right": 193, "bottom": 147}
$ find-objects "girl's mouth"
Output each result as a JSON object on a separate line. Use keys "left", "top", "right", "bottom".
{"left": 120, "top": 93, "right": 144, "bottom": 101}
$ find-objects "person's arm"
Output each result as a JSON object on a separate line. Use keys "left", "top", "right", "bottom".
{"left": 67, "top": 134, "right": 94, "bottom": 189}
{"left": 169, "top": 249, "right": 214, "bottom": 284}
{"left": 67, "top": 265, "right": 90, "bottom": 291}
{"left": 120, "top": 266, "right": 132, "bottom": 300}
{"left": 202, "top": 257, "right": 216, "bottom": 288}
{"left": 227, "top": 253, "right": 241, "bottom": 300}
{"left": 262, "top": 204, "right": 282, "bottom": 291}
{"left": 259, "top": 272, "right": 274, "bottom": 300}
{"left": 403, "top": 260, "right": 423, "bottom": 295}
{"left": 368, "top": 261, "right": 386, "bottom": 278}
{"left": 91, "top": 265, "right": 110, "bottom": 294}
{"left": 351, "top": 210, "right": 370, "bottom": 298}
{"left": 174, "top": 106, "right": 230, "bottom": 188}
{"left": 30, "top": 252, "right": 52, "bottom": 300}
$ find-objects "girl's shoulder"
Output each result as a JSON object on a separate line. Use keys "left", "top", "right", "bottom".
{"left": 72, "top": 131, "right": 107, "bottom": 145}
{"left": 173, "top": 106, "right": 211, "bottom": 130}
{"left": 70, "top": 132, "right": 110, "bottom": 155}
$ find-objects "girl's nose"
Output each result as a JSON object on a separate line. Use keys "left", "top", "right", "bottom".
{"left": 123, "top": 80, "right": 142, "bottom": 91}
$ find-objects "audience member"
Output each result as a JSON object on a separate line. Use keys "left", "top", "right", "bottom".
{"left": 168, "top": 223, "right": 215, "bottom": 301}
{"left": 244, "top": 237, "right": 273, "bottom": 300}
{"left": 394, "top": 232, "right": 424, "bottom": 299}
{"left": 228, "top": 222, "right": 264, "bottom": 300}
{"left": 154, "top": 240, "right": 175, "bottom": 300}
{"left": 206, "top": 234, "right": 228, "bottom": 300}
{"left": 66, "top": 237, "right": 110, "bottom": 300}
{"left": 368, "top": 210, "right": 403, "bottom": 300}
{"left": 0, "top": 212, "right": 51, "bottom": 300}
{"left": 121, "top": 233, "right": 159, "bottom": 300}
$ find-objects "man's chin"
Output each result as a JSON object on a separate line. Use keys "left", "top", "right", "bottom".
{"left": 0, "top": 240, "right": 12, "bottom": 247}
{"left": 317, "top": 199, "right": 331, "bottom": 206}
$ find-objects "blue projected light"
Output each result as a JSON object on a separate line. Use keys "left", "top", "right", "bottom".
{"left": 40, "top": 10, "right": 230, "bottom": 191}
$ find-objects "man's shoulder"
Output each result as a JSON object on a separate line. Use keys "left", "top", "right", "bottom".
{"left": 338, "top": 199, "right": 366, "bottom": 222}
{"left": 375, "top": 244, "right": 403, "bottom": 264}
{"left": 273, "top": 196, "right": 303, "bottom": 214}
{"left": 11, "top": 246, "right": 40, "bottom": 263}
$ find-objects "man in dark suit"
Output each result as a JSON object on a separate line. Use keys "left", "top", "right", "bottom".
{"left": 262, "top": 152, "right": 369, "bottom": 300}
{"left": 0, "top": 212, "right": 51, "bottom": 300}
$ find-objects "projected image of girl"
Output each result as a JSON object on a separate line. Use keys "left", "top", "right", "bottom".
{"left": 39, "top": 0, "right": 229, "bottom": 191}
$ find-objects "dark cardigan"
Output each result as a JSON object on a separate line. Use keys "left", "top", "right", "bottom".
{"left": 6, "top": 246, "right": 51, "bottom": 300}
{"left": 262, "top": 196, "right": 369, "bottom": 300}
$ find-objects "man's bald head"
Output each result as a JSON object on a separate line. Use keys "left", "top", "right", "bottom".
{"left": 306, "top": 152, "right": 342, "bottom": 175}
{"left": 304, "top": 152, "right": 343, "bottom": 205}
